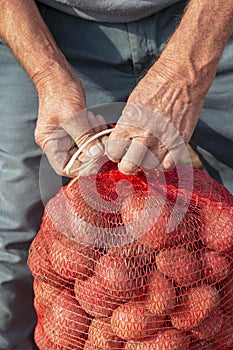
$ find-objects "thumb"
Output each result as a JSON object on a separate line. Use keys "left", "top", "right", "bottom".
{"left": 62, "top": 109, "right": 105, "bottom": 159}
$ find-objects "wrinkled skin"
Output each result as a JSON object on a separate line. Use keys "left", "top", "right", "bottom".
{"left": 106, "top": 1, "right": 233, "bottom": 174}
{"left": 0, "top": 0, "right": 232, "bottom": 176}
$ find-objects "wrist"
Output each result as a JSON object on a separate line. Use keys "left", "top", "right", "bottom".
{"left": 33, "top": 59, "right": 80, "bottom": 95}
{"left": 152, "top": 55, "right": 216, "bottom": 100}
{"left": 151, "top": 0, "right": 233, "bottom": 101}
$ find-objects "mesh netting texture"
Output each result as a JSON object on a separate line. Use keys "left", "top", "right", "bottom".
{"left": 28, "top": 161, "right": 233, "bottom": 349}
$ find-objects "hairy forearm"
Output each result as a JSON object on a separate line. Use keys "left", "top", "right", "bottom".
{"left": 154, "top": 0, "right": 233, "bottom": 95}
{"left": 0, "top": 0, "right": 73, "bottom": 88}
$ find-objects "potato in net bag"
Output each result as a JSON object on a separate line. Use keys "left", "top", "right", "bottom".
{"left": 28, "top": 161, "right": 233, "bottom": 349}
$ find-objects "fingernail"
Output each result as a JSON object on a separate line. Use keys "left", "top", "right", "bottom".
{"left": 118, "top": 161, "right": 138, "bottom": 175}
{"left": 162, "top": 157, "right": 174, "bottom": 170}
{"left": 88, "top": 144, "right": 104, "bottom": 158}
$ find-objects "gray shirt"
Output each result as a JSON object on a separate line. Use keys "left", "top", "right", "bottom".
{"left": 38, "top": 0, "right": 181, "bottom": 23}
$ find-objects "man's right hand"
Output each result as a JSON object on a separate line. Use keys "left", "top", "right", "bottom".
{"left": 0, "top": 0, "right": 105, "bottom": 177}
{"left": 34, "top": 63, "right": 106, "bottom": 176}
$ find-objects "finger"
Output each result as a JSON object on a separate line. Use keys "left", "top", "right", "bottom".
{"left": 81, "top": 138, "right": 105, "bottom": 159}
{"left": 42, "top": 131, "right": 95, "bottom": 178}
{"left": 142, "top": 142, "right": 168, "bottom": 169}
{"left": 74, "top": 111, "right": 105, "bottom": 159}
{"left": 44, "top": 139, "right": 69, "bottom": 176}
{"left": 140, "top": 148, "right": 160, "bottom": 169}
{"left": 87, "top": 111, "right": 106, "bottom": 133}
{"left": 101, "top": 135, "right": 109, "bottom": 145}
{"left": 42, "top": 129, "right": 78, "bottom": 174}
{"left": 78, "top": 152, "right": 92, "bottom": 163}
{"left": 77, "top": 112, "right": 106, "bottom": 160}
{"left": 66, "top": 159, "right": 83, "bottom": 177}
{"left": 78, "top": 160, "right": 99, "bottom": 177}
{"left": 118, "top": 139, "right": 148, "bottom": 175}
{"left": 161, "top": 146, "right": 185, "bottom": 171}
{"left": 96, "top": 114, "right": 107, "bottom": 131}
{"left": 62, "top": 109, "right": 90, "bottom": 141}
{"left": 60, "top": 110, "right": 104, "bottom": 158}
{"left": 162, "top": 153, "right": 175, "bottom": 171}
{"left": 75, "top": 111, "right": 104, "bottom": 158}
{"left": 105, "top": 138, "right": 131, "bottom": 163}
{"left": 67, "top": 143, "right": 79, "bottom": 157}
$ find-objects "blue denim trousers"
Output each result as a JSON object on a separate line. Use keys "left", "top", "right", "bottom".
{"left": 0, "top": 1, "right": 232, "bottom": 349}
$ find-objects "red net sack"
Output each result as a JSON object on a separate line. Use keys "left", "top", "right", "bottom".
{"left": 28, "top": 161, "right": 233, "bottom": 350}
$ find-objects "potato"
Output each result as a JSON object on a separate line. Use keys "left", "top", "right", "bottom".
{"left": 84, "top": 339, "right": 101, "bottom": 349}
{"left": 144, "top": 270, "right": 176, "bottom": 316}
{"left": 191, "top": 309, "right": 224, "bottom": 340}
{"left": 124, "top": 328, "right": 189, "bottom": 350}
{"left": 34, "top": 322, "right": 57, "bottom": 350}
{"left": 88, "top": 317, "right": 123, "bottom": 349}
{"left": 33, "top": 279, "right": 62, "bottom": 309}
{"left": 219, "top": 275, "right": 233, "bottom": 317}
{"left": 200, "top": 203, "right": 233, "bottom": 253}
{"left": 28, "top": 229, "right": 65, "bottom": 287}
{"left": 152, "top": 329, "right": 190, "bottom": 350}
{"left": 156, "top": 246, "right": 201, "bottom": 286}
{"left": 201, "top": 250, "right": 231, "bottom": 284}
{"left": 111, "top": 302, "right": 164, "bottom": 341}
{"left": 37, "top": 319, "right": 86, "bottom": 350}
{"left": 48, "top": 290, "right": 90, "bottom": 341}
{"left": 49, "top": 239, "right": 95, "bottom": 281}
{"left": 171, "top": 285, "right": 220, "bottom": 330}
{"left": 108, "top": 240, "right": 157, "bottom": 277}
{"left": 189, "top": 339, "right": 215, "bottom": 349}
{"left": 121, "top": 192, "right": 176, "bottom": 250}
{"left": 44, "top": 321, "right": 87, "bottom": 349}
{"left": 214, "top": 315, "right": 233, "bottom": 349}
{"left": 47, "top": 174, "right": 128, "bottom": 249}
{"left": 95, "top": 254, "right": 144, "bottom": 300}
{"left": 74, "top": 275, "right": 121, "bottom": 317}
{"left": 123, "top": 338, "right": 158, "bottom": 349}
{"left": 171, "top": 212, "right": 200, "bottom": 247}
{"left": 47, "top": 227, "right": 103, "bottom": 261}
{"left": 33, "top": 278, "right": 64, "bottom": 322}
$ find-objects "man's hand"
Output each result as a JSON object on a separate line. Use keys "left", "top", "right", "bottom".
{"left": 106, "top": 65, "right": 204, "bottom": 174}
{"left": 0, "top": 0, "right": 105, "bottom": 177}
{"left": 106, "top": 0, "right": 233, "bottom": 175}
{"left": 35, "top": 65, "right": 105, "bottom": 176}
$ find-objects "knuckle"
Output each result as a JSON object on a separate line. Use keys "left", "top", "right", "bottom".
{"left": 34, "top": 129, "right": 43, "bottom": 147}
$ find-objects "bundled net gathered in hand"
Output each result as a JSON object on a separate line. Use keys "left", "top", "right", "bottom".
{"left": 28, "top": 161, "right": 233, "bottom": 350}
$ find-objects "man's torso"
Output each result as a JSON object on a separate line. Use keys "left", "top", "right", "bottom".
{"left": 37, "top": 0, "right": 181, "bottom": 22}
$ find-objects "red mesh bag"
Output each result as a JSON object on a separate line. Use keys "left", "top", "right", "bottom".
{"left": 28, "top": 161, "right": 233, "bottom": 350}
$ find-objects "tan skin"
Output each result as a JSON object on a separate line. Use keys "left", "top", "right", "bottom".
{"left": 0, "top": 0, "right": 233, "bottom": 176}
{"left": 107, "top": 0, "right": 233, "bottom": 173}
